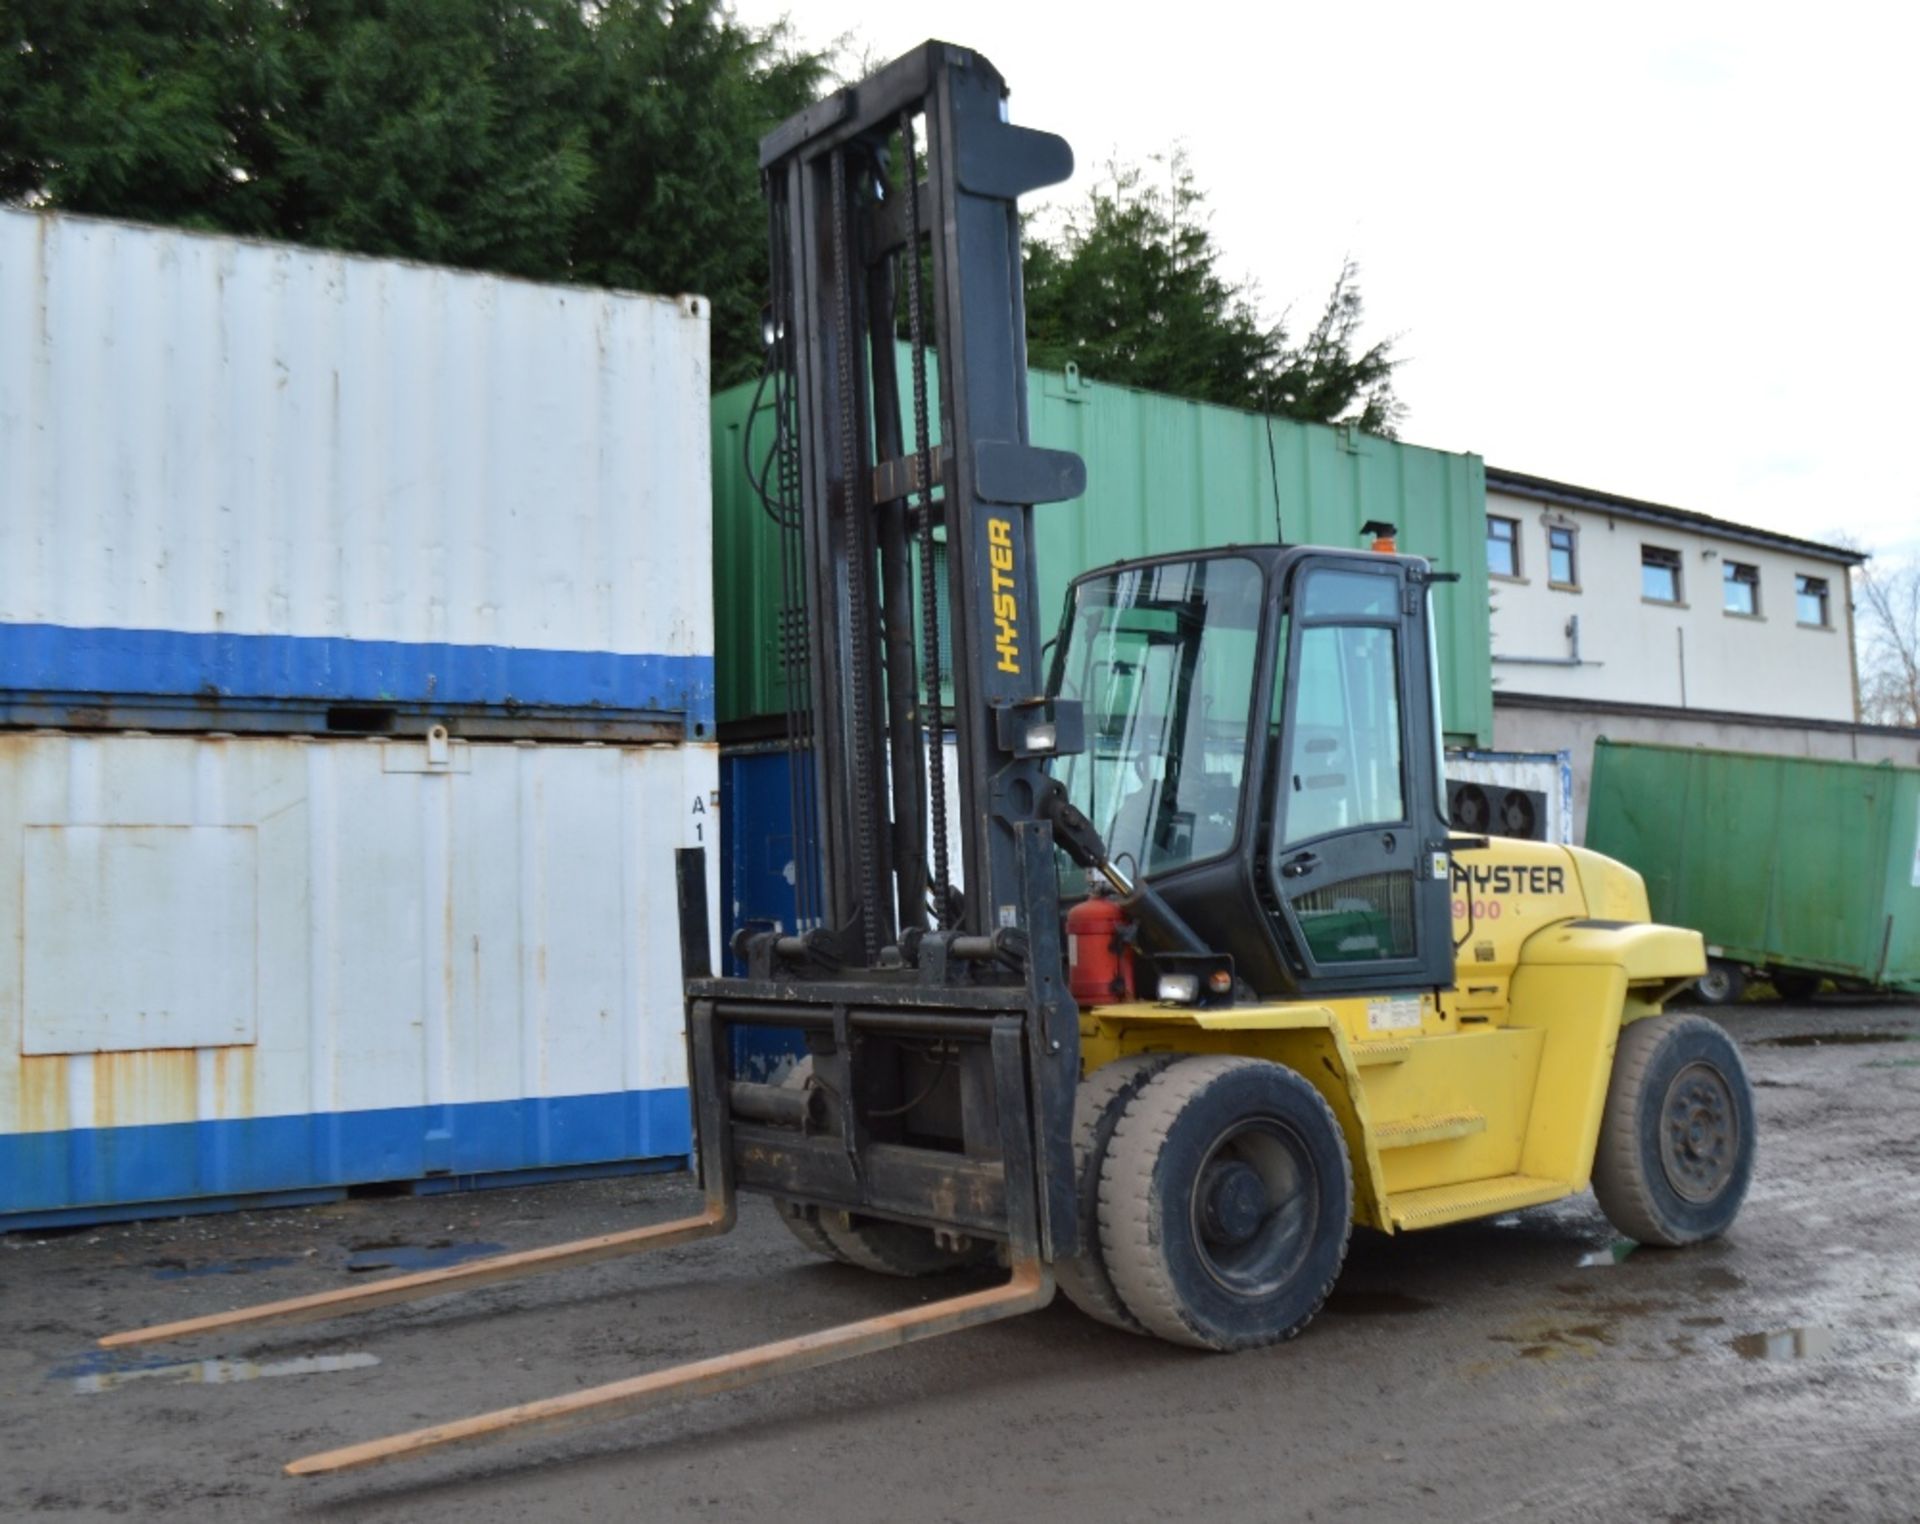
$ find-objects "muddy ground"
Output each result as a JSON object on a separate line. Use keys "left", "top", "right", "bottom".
{"left": 5, "top": 998, "right": 1918, "bottom": 1522}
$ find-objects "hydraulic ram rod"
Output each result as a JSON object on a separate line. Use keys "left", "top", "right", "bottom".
{"left": 99, "top": 1201, "right": 734, "bottom": 1351}
{"left": 285, "top": 1259, "right": 1053, "bottom": 1477}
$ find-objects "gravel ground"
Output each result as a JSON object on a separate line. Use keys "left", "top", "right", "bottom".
{"left": 4, "top": 997, "right": 1917, "bottom": 1523}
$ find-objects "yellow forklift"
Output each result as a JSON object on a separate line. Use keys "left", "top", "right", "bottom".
{"left": 105, "top": 39, "right": 1753, "bottom": 1469}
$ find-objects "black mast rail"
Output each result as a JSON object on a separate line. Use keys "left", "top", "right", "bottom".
{"left": 705, "top": 41, "right": 1088, "bottom": 1266}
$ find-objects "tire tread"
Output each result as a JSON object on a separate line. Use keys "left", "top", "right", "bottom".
{"left": 1099, "top": 1055, "right": 1351, "bottom": 1351}
{"left": 817, "top": 1214, "right": 985, "bottom": 1277}
{"left": 1055, "top": 1053, "right": 1176, "bottom": 1332}
{"left": 1593, "top": 1013, "right": 1753, "bottom": 1247}
{"left": 774, "top": 1199, "right": 851, "bottom": 1264}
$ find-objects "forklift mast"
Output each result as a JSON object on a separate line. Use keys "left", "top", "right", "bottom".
{"left": 752, "top": 39, "right": 1085, "bottom": 964}
{"left": 710, "top": 40, "right": 1092, "bottom": 1271}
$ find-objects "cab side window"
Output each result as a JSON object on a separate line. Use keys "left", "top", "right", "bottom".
{"left": 1281, "top": 623, "right": 1404, "bottom": 844}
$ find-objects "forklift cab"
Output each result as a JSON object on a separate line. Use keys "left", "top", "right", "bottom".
{"left": 1048, "top": 545, "right": 1457, "bottom": 1000}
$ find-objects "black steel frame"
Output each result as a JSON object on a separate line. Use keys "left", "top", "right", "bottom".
{"left": 688, "top": 42, "right": 1089, "bottom": 1263}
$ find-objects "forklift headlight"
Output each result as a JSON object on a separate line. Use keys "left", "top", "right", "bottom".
{"left": 1157, "top": 973, "right": 1200, "bottom": 1004}
{"left": 1025, "top": 722, "right": 1058, "bottom": 753}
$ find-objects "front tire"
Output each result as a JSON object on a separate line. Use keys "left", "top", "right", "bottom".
{"left": 816, "top": 1212, "right": 991, "bottom": 1277}
{"left": 1593, "top": 1014, "right": 1756, "bottom": 1247}
{"left": 1099, "top": 1056, "right": 1352, "bottom": 1351}
{"left": 1055, "top": 1053, "right": 1178, "bottom": 1332}
{"left": 773, "top": 1198, "right": 852, "bottom": 1263}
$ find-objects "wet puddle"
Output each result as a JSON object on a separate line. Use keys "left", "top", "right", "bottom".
{"left": 344, "top": 1240, "right": 503, "bottom": 1273}
{"left": 1730, "top": 1326, "right": 1831, "bottom": 1361}
{"left": 61, "top": 1352, "right": 379, "bottom": 1394}
{"left": 1577, "top": 1238, "right": 1639, "bottom": 1268}
{"left": 1495, "top": 1322, "right": 1616, "bottom": 1360}
{"left": 149, "top": 1255, "right": 298, "bottom": 1281}
{"left": 1760, "top": 1032, "right": 1915, "bottom": 1048}
{"left": 1324, "top": 1291, "right": 1437, "bottom": 1317}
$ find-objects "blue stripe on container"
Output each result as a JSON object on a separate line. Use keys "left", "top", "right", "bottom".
{"left": 0, "top": 1087, "right": 692, "bottom": 1224}
{"left": 0, "top": 623, "right": 716, "bottom": 726}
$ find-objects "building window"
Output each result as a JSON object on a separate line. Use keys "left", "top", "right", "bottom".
{"left": 1796, "top": 574, "right": 1830, "bottom": 627}
{"left": 1547, "top": 524, "right": 1577, "bottom": 587}
{"left": 1723, "top": 561, "right": 1760, "bottom": 616}
{"left": 1488, "top": 516, "right": 1519, "bottom": 578}
{"left": 1642, "top": 545, "right": 1682, "bottom": 604}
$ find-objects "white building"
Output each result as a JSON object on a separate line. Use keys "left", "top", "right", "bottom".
{"left": 1478, "top": 469, "right": 1916, "bottom": 833}
{"left": 1484, "top": 468, "right": 1862, "bottom": 718}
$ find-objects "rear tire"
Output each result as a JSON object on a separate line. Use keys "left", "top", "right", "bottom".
{"left": 1593, "top": 1014, "right": 1756, "bottom": 1247}
{"left": 1099, "top": 1056, "right": 1352, "bottom": 1351}
{"left": 1056, "top": 1053, "right": 1178, "bottom": 1332}
{"left": 1689, "top": 959, "right": 1747, "bottom": 1007}
{"left": 1770, "top": 970, "right": 1821, "bottom": 1002}
{"left": 816, "top": 1213, "right": 991, "bottom": 1277}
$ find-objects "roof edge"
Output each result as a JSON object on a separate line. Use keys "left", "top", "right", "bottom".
{"left": 1486, "top": 466, "right": 1867, "bottom": 566}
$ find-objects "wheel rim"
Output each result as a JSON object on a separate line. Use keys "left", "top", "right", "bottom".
{"left": 1188, "top": 1118, "right": 1317, "bottom": 1298}
{"left": 1659, "top": 1060, "right": 1740, "bottom": 1203}
{"left": 1696, "top": 968, "right": 1732, "bottom": 1002}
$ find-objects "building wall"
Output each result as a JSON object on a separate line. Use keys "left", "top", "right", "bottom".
{"left": 1485, "top": 488, "right": 1857, "bottom": 722}
{"left": 1494, "top": 694, "right": 1920, "bottom": 840}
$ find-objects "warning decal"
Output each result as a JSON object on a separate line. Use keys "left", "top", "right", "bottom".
{"left": 1367, "top": 996, "right": 1422, "bottom": 1033}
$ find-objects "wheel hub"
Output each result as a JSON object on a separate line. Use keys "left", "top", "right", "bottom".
{"left": 1188, "top": 1119, "right": 1316, "bottom": 1298}
{"left": 1660, "top": 1061, "right": 1739, "bottom": 1203}
{"left": 1200, "top": 1160, "right": 1268, "bottom": 1246}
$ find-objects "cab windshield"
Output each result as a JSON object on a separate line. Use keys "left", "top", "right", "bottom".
{"left": 1049, "top": 557, "right": 1265, "bottom": 882}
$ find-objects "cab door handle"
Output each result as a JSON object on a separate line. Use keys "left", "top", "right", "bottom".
{"left": 1281, "top": 851, "right": 1319, "bottom": 880}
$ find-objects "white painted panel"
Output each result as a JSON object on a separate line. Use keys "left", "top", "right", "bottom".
{"left": 0, "top": 731, "right": 718, "bottom": 1134}
{"left": 23, "top": 825, "right": 258, "bottom": 1054}
{"left": 0, "top": 208, "right": 712, "bottom": 697}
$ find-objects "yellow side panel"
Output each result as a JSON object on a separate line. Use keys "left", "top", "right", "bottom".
{"left": 1361, "top": 1026, "right": 1544, "bottom": 1195}
{"left": 1507, "top": 960, "right": 1631, "bottom": 1186}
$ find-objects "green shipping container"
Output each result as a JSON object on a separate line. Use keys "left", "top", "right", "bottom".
{"left": 1586, "top": 739, "right": 1920, "bottom": 992}
{"left": 711, "top": 363, "right": 1491, "bottom": 744}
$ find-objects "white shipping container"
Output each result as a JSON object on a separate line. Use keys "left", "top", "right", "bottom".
{"left": 0, "top": 730, "right": 718, "bottom": 1226}
{"left": 0, "top": 208, "right": 714, "bottom": 731}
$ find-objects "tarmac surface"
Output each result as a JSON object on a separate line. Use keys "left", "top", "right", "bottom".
{"left": 5, "top": 997, "right": 1918, "bottom": 1522}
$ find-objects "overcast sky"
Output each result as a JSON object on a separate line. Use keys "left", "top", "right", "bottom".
{"left": 734, "top": 0, "right": 1918, "bottom": 563}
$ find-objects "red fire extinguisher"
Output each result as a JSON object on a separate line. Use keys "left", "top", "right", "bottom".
{"left": 1066, "top": 881, "right": 1135, "bottom": 1005}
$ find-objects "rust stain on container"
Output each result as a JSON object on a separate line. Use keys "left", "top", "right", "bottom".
{"left": 212, "top": 1046, "right": 258, "bottom": 1117}
{"left": 19, "top": 1056, "right": 71, "bottom": 1132}
{"left": 94, "top": 1049, "right": 199, "bottom": 1128}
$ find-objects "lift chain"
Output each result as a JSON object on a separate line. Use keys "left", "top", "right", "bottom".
{"left": 901, "top": 111, "right": 952, "bottom": 929}
{"left": 830, "top": 149, "right": 880, "bottom": 964}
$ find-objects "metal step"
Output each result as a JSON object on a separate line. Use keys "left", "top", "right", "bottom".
{"left": 1352, "top": 1039, "right": 1413, "bottom": 1068}
{"left": 1386, "top": 1173, "right": 1567, "bottom": 1231}
{"left": 1372, "top": 1110, "right": 1488, "bottom": 1151}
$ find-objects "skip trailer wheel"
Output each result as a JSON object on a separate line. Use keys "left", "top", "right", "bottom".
{"left": 1593, "top": 1014, "right": 1756, "bottom": 1247}
{"left": 1098, "top": 1056, "right": 1353, "bottom": 1351}
{"left": 1689, "top": 959, "right": 1747, "bottom": 1007}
